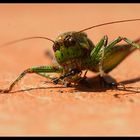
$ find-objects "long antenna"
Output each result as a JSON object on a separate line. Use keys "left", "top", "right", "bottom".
{"left": 78, "top": 18, "right": 140, "bottom": 32}
{"left": 1, "top": 19, "right": 140, "bottom": 48}
{"left": 0, "top": 36, "right": 55, "bottom": 48}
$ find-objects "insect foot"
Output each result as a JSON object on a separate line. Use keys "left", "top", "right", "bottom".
{"left": 52, "top": 78, "right": 59, "bottom": 85}
{"left": 0, "top": 89, "right": 10, "bottom": 93}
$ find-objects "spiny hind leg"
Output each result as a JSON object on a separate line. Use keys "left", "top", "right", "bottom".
{"left": 99, "top": 36, "right": 140, "bottom": 74}
{"left": 0, "top": 65, "right": 63, "bottom": 93}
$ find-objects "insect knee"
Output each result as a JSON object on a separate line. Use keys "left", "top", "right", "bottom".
{"left": 22, "top": 68, "right": 33, "bottom": 74}
{"left": 103, "top": 35, "right": 108, "bottom": 46}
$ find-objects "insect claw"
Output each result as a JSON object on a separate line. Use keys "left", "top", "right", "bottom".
{"left": 63, "top": 82, "right": 71, "bottom": 87}
{"left": 0, "top": 89, "right": 10, "bottom": 93}
{"left": 52, "top": 78, "right": 59, "bottom": 84}
{"left": 117, "top": 83, "right": 126, "bottom": 90}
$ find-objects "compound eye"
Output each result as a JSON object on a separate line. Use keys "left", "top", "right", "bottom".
{"left": 53, "top": 42, "right": 60, "bottom": 52}
{"left": 64, "top": 35, "right": 76, "bottom": 47}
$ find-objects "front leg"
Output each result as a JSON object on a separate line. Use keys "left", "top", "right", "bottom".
{"left": 53, "top": 68, "right": 81, "bottom": 84}
{"left": 0, "top": 65, "right": 63, "bottom": 93}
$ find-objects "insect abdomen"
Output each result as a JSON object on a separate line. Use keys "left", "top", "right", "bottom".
{"left": 102, "top": 44, "right": 135, "bottom": 73}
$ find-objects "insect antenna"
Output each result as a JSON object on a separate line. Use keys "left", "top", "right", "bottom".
{"left": 0, "top": 36, "right": 55, "bottom": 48}
{"left": 78, "top": 18, "right": 140, "bottom": 32}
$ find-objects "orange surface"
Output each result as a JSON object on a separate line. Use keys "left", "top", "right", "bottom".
{"left": 1, "top": 4, "right": 140, "bottom": 136}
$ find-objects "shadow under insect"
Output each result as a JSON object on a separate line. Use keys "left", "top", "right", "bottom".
{"left": 4, "top": 74, "right": 140, "bottom": 94}
{"left": 76, "top": 75, "right": 140, "bottom": 93}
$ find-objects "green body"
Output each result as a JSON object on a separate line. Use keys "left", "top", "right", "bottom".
{"left": 54, "top": 31, "right": 139, "bottom": 74}
{"left": 1, "top": 31, "right": 140, "bottom": 93}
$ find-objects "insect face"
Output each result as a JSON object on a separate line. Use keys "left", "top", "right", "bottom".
{"left": 53, "top": 31, "right": 92, "bottom": 68}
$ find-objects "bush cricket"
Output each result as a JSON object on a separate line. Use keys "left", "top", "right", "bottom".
{"left": 1, "top": 18, "right": 140, "bottom": 93}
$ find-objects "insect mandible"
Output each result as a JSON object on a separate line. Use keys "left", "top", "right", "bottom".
{"left": 1, "top": 18, "right": 140, "bottom": 93}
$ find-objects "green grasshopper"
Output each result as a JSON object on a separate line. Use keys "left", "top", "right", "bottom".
{"left": 1, "top": 19, "right": 140, "bottom": 93}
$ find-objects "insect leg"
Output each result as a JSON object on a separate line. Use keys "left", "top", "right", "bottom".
{"left": 105, "top": 36, "right": 140, "bottom": 53}
{"left": 53, "top": 68, "right": 81, "bottom": 84}
{"left": 90, "top": 35, "right": 108, "bottom": 60}
{"left": 90, "top": 35, "right": 116, "bottom": 87}
{"left": 98, "top": 36, "right": 140, "bottom": 88}
{"left": 102, "top": 37, "right": 140, "bottom": 73}
{"left": 36, "top": 72, "right": 57, "bottom": 80}
{"left": 0, "top": 65, "right": 63, "bottom": 93}
{"left": 98, "top": 35, "right": 108, "bottom": 77}
{"left": 90, "top": 35, "right": 108, "bottom": 75}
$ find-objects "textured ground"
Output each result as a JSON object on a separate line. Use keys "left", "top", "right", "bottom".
{"left": 0, "top": 4, "right": 140, "bottom": 136}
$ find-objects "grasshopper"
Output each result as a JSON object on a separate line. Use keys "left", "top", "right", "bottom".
{"left": 1, "top": 19, "right": 140, "bottom": 93}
